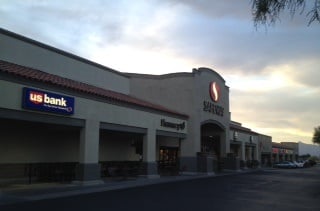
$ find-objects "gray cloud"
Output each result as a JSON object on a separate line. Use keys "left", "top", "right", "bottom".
{"left": 2, "top": 0, "right": 318, "bottom": 76}
{"left": 230, "top": 87, "right": 320, "bottom": 133}
{"left": 166, "top": 16, "right": 320, "bottom": 75}
{"left": 150, "top": 1, "right": 320, "bottom": 76}
{"left": 289, "top": 62, "right": 320, "bottom": 88}
{"left": 163, "top": 0, "right": 252, "bottom": 19}
{"left": 1, "top": 0, "right": 319, "bottom": 143}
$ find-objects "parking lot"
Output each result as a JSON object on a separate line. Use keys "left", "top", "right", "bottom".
{"left": 1, "top": 165, "right": 319, "bottom": 211}
{"left": 273, "top": 159, "right": 317, "bottom": 169}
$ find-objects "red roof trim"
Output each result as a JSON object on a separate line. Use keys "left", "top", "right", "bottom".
{"left": 0, "top": 60, "right": 188, "bottom": 119}
{"left": 272, "top": 143, "right": 293, "bottom": 150}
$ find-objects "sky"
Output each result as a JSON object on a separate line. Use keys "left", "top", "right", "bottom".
{"left": 1, "top": 0, "right": 319, "bottom": 144}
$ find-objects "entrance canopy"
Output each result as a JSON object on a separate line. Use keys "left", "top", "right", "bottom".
{"left": 201, "top": 120, "right": 225, "bottom": 139}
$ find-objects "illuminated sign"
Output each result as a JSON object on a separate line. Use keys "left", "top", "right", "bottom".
{"left": 22, "top": 87, "right": 74, "bottom": 115}
{"left": 160, "top": 119, "right": 185, "bottom": 131}
{"left": 203, "top": 101, "right": 224, "bottom": 116}
{"left": 209, "top": 82, "right": 220, "bottom": 102}
{"left": 203, "top": 81, "right": 224, "bottom": 117}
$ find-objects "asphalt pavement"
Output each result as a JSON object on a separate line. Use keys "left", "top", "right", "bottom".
{"left": 1, "top": 166, "right": 319, "bottom": 211}
{"left": 0, "top": 168, "right": 255, "bottom": 205}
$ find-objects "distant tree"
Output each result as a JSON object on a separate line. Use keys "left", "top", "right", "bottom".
{"left": 251, "top": 0, "right": 320, "bottom": 27}
{"left": 312, "top": 126, "right": 320, "bottom": 144}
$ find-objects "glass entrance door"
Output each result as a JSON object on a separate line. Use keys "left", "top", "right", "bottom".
{"left": 158, "top": 147, "right": 179, "bottom": 176}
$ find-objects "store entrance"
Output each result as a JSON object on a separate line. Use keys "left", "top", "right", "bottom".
{"left": 158, "top": 147, "right": 179, "bottom": 176}
{"left": 200, "top": 121, "right": 225, "bottom": 172}
{"left": 201, "top": 135, "right": 220, "bottom": 157}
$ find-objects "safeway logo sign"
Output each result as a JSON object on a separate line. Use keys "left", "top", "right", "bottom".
{"left": 209, "top": 81, "right": 220, "bottom": 102}
{"left": 23, "top": 88, "right": 74, "bottom": 115}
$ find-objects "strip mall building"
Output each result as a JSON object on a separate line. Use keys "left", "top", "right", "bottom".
{"left": 0, "top": 28, "right": 271, "bottom": 184}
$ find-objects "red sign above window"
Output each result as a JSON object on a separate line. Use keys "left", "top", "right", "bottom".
{"left": 209, "top": 82, "right": 220, "bottom": 102}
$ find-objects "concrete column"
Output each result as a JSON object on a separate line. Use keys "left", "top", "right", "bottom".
{"left": 248, "top": 146, "right": 253, "bottom": 160}
{"left": 76, "top": 119, "right": 102, "bottom": 182}
{"left": 221, "top": 131, "right": 229, "bottom": 157}
{"left": 143, "top": 128, "right": 159, "bottom": 178}
{"left": 253, "top": 146, "right": 258, "bottom": 160}
{"left": 276, "top": 153, "right": 279, "bottom": 163}
{"left": 180, "top": 123, "right": 200, "bottom": 174}
{"left": 253, "top": 146, "right": 260, "bottom": 168}
{"left": 269, "top": 153, "right": 272, "bottom": 166}
{"left": 241, "top": 141, "right": 246, "bottom": 161}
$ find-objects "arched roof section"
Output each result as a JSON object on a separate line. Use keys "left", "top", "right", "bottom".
{"left": 201, "top": 119, "right": 226, "bottom": 131}
{"left": 192, "top": 67, "right": 226, "bottom": 84}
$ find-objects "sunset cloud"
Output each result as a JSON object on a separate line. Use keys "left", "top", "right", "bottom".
{"left": 1, "top": 0, "right": 319, "bottom": 143}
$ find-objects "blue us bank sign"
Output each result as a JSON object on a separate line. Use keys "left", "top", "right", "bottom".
{"left": 22, "top": 87, "right": 75, "bottom": 115}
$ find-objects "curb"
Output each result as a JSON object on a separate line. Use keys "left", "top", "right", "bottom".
{"left": 0, "top": 168, "right": 263, "bottom": 205}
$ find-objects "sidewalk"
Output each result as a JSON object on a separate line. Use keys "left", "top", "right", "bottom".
{"left": 0, "top": 168, "right": 263, "bottom": 206}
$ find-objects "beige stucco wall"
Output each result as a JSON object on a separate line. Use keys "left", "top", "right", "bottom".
{"left": 130, "top": 74, "right": 196, "bottom": 157}
{"left": 0, "top": 80, "right": 187, "bottom": 133}
{"left": 259, "top": 134, "right": 272, "bottom": 153}
{"left": 0, "top": 31, "right": 130, "bottom": 94}
{"left": 229, "top": 126, "right": 259, "bottom": 161}
{"left": 0, "top": 79, "right": 187, "bottom": 164}
{"left": 130, "top": 68, "right": 231, "bottom": 159}
{"left": 230, "top": 129, "right": 258, "bottom": 144}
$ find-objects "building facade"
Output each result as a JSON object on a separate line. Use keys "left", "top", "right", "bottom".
{"left": 0, "top": 29, "right": 188, "bottom": 184}
{"left": 280, "top": 142, "right": 299, "bottom": 161}
{"left": 229, "top": 121, "right": 260, "bottom": 168}
{"left": 281, "top": 142, "right": 320, "bottom": 159}
{"left": 1, "top": 28, "right": 274, "bottom": 185}
{"left": 129, "top": 69, "right": 231, "bottom": 173}
{"left": 272, "top": 143, "right": 295, "bottom": 163}
{"left": 298, "top": 142, "right": 320, "bottom": 158}
{"left": 259, "top": 134, "right": 272, "bottom": 167}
